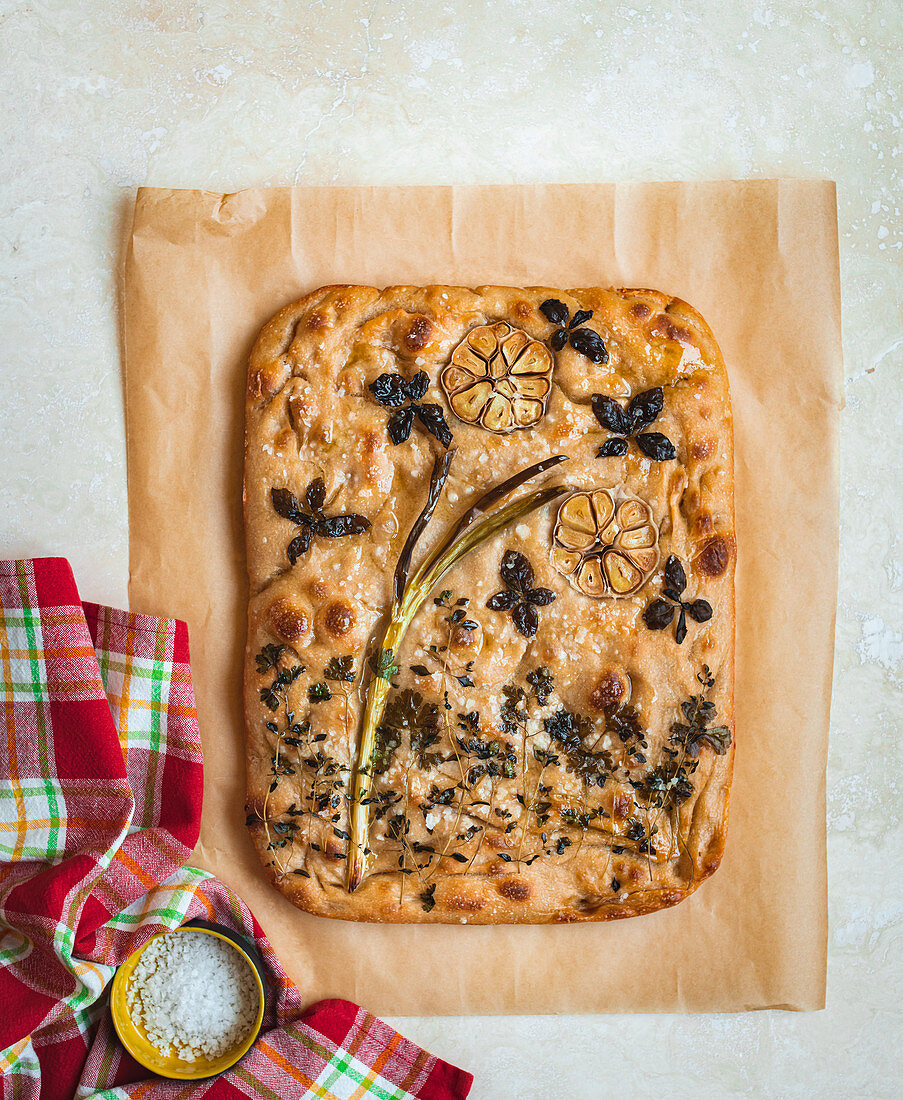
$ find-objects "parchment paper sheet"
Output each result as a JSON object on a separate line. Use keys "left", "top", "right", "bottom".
{"left": 124, "top": 182, "right": 840, "bottom": 1014}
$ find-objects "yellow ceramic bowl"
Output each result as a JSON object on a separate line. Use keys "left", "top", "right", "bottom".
{"left": 110, "top": 923, "right": 266, "bottom": 1080}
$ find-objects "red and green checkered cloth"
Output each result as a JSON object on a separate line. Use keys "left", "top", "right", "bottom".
{"left": 0, "top": 558, "right": 472, "bottom": 1100}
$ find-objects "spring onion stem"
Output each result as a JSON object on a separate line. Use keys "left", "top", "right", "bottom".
{"left": 346, "top": 460, "right": 568, "bottom": 893}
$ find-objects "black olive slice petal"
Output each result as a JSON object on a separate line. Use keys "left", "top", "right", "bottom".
{"left": 636, "top": 432, "right": 676, "bottom": 461}
{"left": 569, "top": 328, "right": 609, "bottom": 364}
{"left": 591, "top": 394, "right": 632, "bottom": 435}
{"left": 305, "top": 477, "right": 327, "bottom": 513}
{"left": 675, "top": 608, "right": 688, "bottom": 645}
{"left": 512, "top": 601, "right": 539, "bottom": 638}
{"left": 414, "top": 403, "right": 453, "bottom": 448}
{"left": 664, "top": 554, "right": 687, "bottom": 594}
{"left": 540, "top": 298, "right": 570, "bottom": 326}
{"left": 500, "top": 549, "right": 534, "bottom": 593}
{"left": 287, "top": 526, "right": 313, "bottom": 564}
{"left": 687, "top": 599, "right": 713, "bottom": 623}
{"left": 597, "top": 437, "right": 630, "bottom": 459}
{"left": 271, "top": 487, "right": 306, "bottom": 524}
{"left": 550, "top": 328, "right": 568, "bottom": 351}
{"left": 486, "top": 590, "right": 519, "bottom": 612}
{"left": 405, "top": 371, "right": 430, "bottom": 400}
{"left": 627, "top": 387, "right": 664, "bottom": 430}
{"left": 643, "top": 599, "right": 674, "bottom": 630}
{"left": 317, "top": 514, "right": 372, "bottom": 538}
{"left": 387, "top": 406, "right": 415, "bottom": 445}
{"left": 525, "top": 587, "right": 556, "bottom": 607}
{"left": 369, "top": 372, "right": 411, "bottom": 407}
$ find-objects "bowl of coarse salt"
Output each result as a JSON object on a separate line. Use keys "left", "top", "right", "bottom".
{"left": 110, "top": 921, "right": 266, "bottom": 1079}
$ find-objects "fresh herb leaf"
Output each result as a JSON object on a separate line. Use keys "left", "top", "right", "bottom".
{"left": 324, "top": 655, "right": 356, "bottom": 682}
{"left": 256, "top": 643, "right": 286, "bottom": 674}
{"left": 370, "top": 647, "right": 399, "bottom": 681}
{"left": 526, "top": 666, "right": 554, "bottom": 706}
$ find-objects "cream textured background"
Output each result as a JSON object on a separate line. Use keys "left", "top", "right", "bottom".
{"left": 1, "top": 2, "right": 900, "bottom": 1097}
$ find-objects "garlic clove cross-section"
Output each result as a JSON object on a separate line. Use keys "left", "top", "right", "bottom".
{"left": 442, "top": 322, "right": 554, "bottom": 434}
{"left": 552, "top": 488, "right": 660, "bottom": 598}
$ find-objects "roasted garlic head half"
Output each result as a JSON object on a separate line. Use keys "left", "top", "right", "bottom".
{"left": 441, "top": 322, "right": 554, "bottom": 433}
{"left": 552, "top": 489, "right": 659, "bottom": 598}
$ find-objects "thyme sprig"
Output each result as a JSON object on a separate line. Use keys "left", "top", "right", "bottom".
{"left": 255, "top": 644, "right": 308, "bottom": 877}
{"left": 259, "top": 654, "right": 304, "bottom": 711}
{"left": 544, "top": 708, "right": 613, "bottom": 788}
{"left": 640, "top": 664, "right": 730, "bottom": 866}
{"left": 669, "top": 664, "right": 731, "bottom": 758}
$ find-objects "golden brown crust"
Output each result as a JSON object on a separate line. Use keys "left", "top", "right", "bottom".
{"left": 243, "top": 284, "right": 735, "bottom": 923}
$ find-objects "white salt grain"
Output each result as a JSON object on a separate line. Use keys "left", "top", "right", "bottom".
{"left": 126, "top": 930, "right": 258, "bottom": 1062}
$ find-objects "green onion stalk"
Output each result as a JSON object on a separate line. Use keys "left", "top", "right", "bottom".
{"left": 346, "top": 451, "right": 568, "bottom": 892}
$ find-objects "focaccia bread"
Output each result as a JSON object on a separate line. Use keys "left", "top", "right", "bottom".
{"left": 243, "top": 285, "right": 735, "bottom": 923}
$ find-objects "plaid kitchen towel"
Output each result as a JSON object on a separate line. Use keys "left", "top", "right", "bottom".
{"left": 0, "top": 559, "right": 472, "bottom": 1100}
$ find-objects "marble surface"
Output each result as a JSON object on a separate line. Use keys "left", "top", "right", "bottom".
{"left": 1, "top": 1, "right": 901, "bottom": 1096}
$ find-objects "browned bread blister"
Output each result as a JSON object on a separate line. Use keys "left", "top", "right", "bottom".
{"left": 244, "top": 285, "right": 735, "bottom": 923}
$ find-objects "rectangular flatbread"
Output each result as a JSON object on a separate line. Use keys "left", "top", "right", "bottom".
{"left": 243, "top": 285, "right": 734, "bottom": 923}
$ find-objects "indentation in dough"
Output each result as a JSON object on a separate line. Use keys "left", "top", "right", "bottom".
{"left": 267, "top": 598, "right": 309, "bottom": 643}
{"left": 703, "top": 853, "right": 722, "bottom": 876}
{"left": 249, "top": 367, "right": 278, "bottom": 399}
{"left": 361, "top": 430, "right": 392, "bottom": 492}
{"left": 274, "top": 428, "right": 295, "bottom": 453}
{"left": 649, "top": 314, "right": 693, "bottom": 345}
{"left": 288, "top": 393, "right": 310, "bottom": 431}
{"left": 497, "top": 878, "right": 531, "bottom": 901}
{"left": 445, "top": 893, "right": 485, "bottom": 912}
{"left": 324, "top": 600, "right": 356, "bottom": 637}
{"left": 449, "top": 622, "right": 482, "bottom": 657}
{"left": 695, "top": 535, "right": 732, "bottom": 578}
{"left": 589, "top": 668, "right": 630, "bottom": 711}
{"left": 403, "top": 315, "right": 433, "bottom": 352}
{"left": 486, "top": 833, "right": 511, "bottom": 850}
{"left": 694, "top": 512, "right": 715, "bottom": 536}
